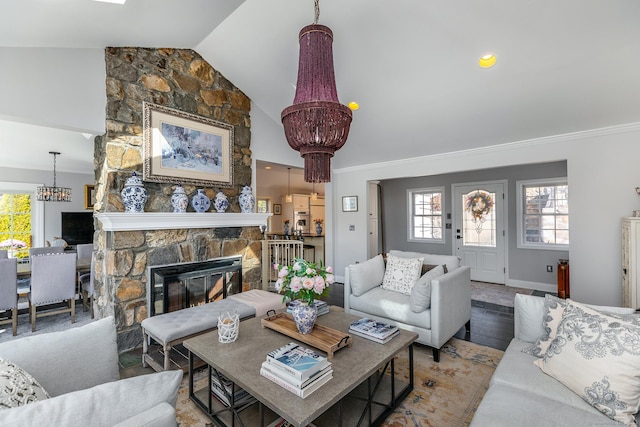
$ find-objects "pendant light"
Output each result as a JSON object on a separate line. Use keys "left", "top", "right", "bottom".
{"left": 285, "top": 167, "right": 293, "bottom": 203}
{"left": 281, "top": 0, "right": 352, "bottom": 183}
{"left": 36, "top": 152, "right": 72, "bottom": 202}
{"left": 310, "top": 182, "right": 318, "bottom": 201}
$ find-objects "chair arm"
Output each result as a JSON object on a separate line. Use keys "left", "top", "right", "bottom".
{"left": 429, "top": 266, "right": 471, "bottom": 348}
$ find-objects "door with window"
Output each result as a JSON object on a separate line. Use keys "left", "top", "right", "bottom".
{"left": 453, "top": 182, "right": 506, "bottom": 284}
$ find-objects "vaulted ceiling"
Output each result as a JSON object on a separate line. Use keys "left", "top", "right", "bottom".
{"left": 2, "top": 0, "right": 639, "bottom": 174}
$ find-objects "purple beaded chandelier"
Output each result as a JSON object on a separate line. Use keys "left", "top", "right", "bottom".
{"left": 281, "top": 0, "right": 352, "bottom": 183}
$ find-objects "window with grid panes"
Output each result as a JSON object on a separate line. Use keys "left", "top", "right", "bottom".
{"left": 408, "top": 188, "right": 444, "bottom": 242}
{"left": 517, "top": 179, "right": 568, "bottom": 250}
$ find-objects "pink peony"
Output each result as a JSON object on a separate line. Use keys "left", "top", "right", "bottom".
{"left": 274, "top": 278, "right": 283, "bottom": 291}
{"left": 313, "top": 276, "right": 326, "bottom": 293}
{"left": 292, "top": 262, "right": 302, "bottom": 271}
{"left": 326, "top": 266, "right": 333, "bottom": 273}
{"left": 278, "top": 266, "right": 289, "bottom": 278}
{"left": 290, "top": 276, "right": 302, "bottom": 292}
{"left": 325, "top": 273, "right": 335, "bottom": 284}
{"left": 306, "top": 267, "right": 314, "bottom": 275}
{"left": 302, "top": 277, "right": 314, "bottom": 290}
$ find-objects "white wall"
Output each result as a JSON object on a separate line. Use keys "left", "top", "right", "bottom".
{"left": 0, "top": 47, "right": 106, "bottom": 133}
{"left": 328, "top": 123, "right": 640, "bottom": 306}
{"left": 0, "top": 166, "right": 94, "bottom": 245}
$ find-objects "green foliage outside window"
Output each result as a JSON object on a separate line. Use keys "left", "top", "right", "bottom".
{"left": 0, "top": 193, "right": 32, "bottom": 258}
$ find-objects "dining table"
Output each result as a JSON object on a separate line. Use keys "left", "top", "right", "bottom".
{"left": 17, "top": 257, "right": 92, "bottom": 279}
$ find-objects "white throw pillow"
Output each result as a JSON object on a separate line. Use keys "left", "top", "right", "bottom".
{"left": 409, "top": 265, "right": 445, "bottom": 312}
{"left": 348, "top": 254, "right": 386, "bottom": 297}
{"left": 534, "top": 300, "right": 640, "bottom": 426}
{"left": 0, "top": 357, "right": 50, "bottom": 410}
{"left": 522, "top": 294, "right": 566, "bottom": 357}
{"left": 381, "top": 254, "right": 423, "bottom": 295}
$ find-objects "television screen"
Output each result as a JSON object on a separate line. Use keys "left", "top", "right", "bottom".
{"left": 61, "top": 212, "right": 94, "bottom": 246}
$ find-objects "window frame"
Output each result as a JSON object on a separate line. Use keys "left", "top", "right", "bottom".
{"left": 0, "top": 182, "right": 45, "bottom": 252}
{"left": 516, "top": 178, "right": 569, "bottom": 251}
{"left": 407, "top": 186, "right": 445, "bottom": 243}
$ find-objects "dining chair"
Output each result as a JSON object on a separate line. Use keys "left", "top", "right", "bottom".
{"left": 29, "top": 246, "right": 64, "bottom": 257}
{"left": 28, "top": 253, "right": 76, "bottom": 332}
{"left": 0, "top": 250, "right": 8, "bottom": 259}
{"left": 75, "top": 243, "right": 94, "bottom": 261}
{"left": 78, "top": 253, "right": 95, "bottom": 319}
{"left": 0, "top": 258, "right": 18, "bottom": 336}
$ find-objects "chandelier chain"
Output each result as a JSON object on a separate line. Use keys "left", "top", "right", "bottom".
{"left": 52, "top": 152, "right": 57, "bottom": 187}
{"left": 314, "top": 0, "right": 320, "bottom": 24}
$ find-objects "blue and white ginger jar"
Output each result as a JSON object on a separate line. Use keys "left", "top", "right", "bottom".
{"left": 291, "top": 302, "right": 317, "bottom": 334}
{"left": 170, "top": 183, "right": 188, "bottom": 213}
{"left": 191, "top": 189, "right": 211, "bottom": 213}
{"left": 121, "top": 172, "right": 148, "bottom": 213}
{"left": 214, "top": 191, "right": 229, "bottom": 213}
{"left": 238, "top": 184, "right": 255, "bottom": 213}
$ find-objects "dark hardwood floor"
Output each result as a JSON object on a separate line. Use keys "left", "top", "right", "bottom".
{"left": 323, "top": 283, "right": 515, "bottom": 351}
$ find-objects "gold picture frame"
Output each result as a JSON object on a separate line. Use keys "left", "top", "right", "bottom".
{"left": 273, "top": 204, "right": 282, "bottom": 215}
{"left": 84, "top": 185, "right": 95, "bottom": 210}
{"left": 143, "top": 102, "right": 234, "bottom": 187}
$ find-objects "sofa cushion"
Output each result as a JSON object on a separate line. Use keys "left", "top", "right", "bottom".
{"left": 492, "top": 339, "right": 607, "bottom": 417}
{"left": 382, "top": 254, "right": 423, "bottom": 294}
{"left": 534, "top": 300, "right": 640, "bottom": 426}
{"left": 471, "top": 383, "right": 622, "bottom": 427}
{"left": 513, "top": 294, "right": 546, "bottom": 343}
{"left": 388, "top": 250, "right": 461, "bottom": 272}
{"left": 409, "top": 265, "right": 445, "bottom": 312}
{"left": 349, "top": 287, "right": 431, "bottom": 329}
{"left": 0, "top": 316, "right": 120, "bottom": 397}
{"left": 348, "top": 254, "right": 385, "bottom": 297}
{"left": 0, "top": 358, "right": 49, "bottom": 410}
{"left": 0, "top": 369, "right": 182, "bottom": 426}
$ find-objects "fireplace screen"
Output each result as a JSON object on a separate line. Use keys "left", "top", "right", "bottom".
{"left": 147, "top": 256, "right": 242, "bottom": 317}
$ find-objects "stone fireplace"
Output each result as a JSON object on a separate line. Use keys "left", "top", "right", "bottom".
{"left": 92, "top": 47, "right": 261, "bottom": 352}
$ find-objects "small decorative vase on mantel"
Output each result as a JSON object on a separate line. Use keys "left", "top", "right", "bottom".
{"left": 191, "top": 189, "right": 211, "bottom": 213}
{"left": 121, "top": 172, "right": 148, "bottom": 213}
{"left": 290, "top": 301, "right": 317, "bottom": 334}
{"left": 315, "top": 223, "right": 322, "bottom": 236}
{"left": 238, "top": 183, "right": 255, "bottom": 213}
{"left": 213, "top": 190, "right": 229, "bottom": 213}
{"left": 170, "top": 183, "right": 188, "bottom": 213}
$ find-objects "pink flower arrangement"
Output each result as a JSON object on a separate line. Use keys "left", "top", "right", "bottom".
{"left": 273, "top": 258, "right": 334, "bottom": 304}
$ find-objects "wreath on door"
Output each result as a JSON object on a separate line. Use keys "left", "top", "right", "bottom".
{"left": 466, "top": 191, "right": 494, "bottom": 222}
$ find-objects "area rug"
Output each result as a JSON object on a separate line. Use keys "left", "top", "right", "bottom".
{"left": 471, "top": 281, "right": 534, "bottom": 308}
{"left": 175, "top": 338, "right": 503, "bottom": 427}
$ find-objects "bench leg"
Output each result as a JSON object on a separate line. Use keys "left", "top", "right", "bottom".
{"left": 164, "top": 344, "right": 171, "bottom": 371}
{"left": 142, "top": 329, "right": 148, "bottom": 368}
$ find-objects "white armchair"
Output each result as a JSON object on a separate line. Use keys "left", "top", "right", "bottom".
{"left": 0, "top": 258, "right": 18, "bottom": 336}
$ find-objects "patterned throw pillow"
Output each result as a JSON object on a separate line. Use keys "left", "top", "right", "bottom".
{"left": 381, "top": 254, "right": 424, "bottom": 295}
{"left": 534, "top": 300, "right": 640, "bottom": 426}
{"left": 0, "top": 358, "right": 50, "bottom": 410}
{"left": 522, "top": 294, "right": 566, "bottom": 357}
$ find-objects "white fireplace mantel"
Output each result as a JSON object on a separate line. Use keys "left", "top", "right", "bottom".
{"left": 95, "top": 212, "right": 272, "bottom": 232}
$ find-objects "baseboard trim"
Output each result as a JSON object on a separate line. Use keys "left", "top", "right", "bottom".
{"left": 507, "top": 279, "right": 556, "bottom": 293}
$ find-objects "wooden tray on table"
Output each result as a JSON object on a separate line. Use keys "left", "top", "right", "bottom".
{"left": 261, "top": 312, "right": 352, "bottom": 360}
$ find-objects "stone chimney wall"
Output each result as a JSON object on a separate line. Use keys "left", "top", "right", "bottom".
{"left": 94, "top": 47, "right": 259, "bottom": 351}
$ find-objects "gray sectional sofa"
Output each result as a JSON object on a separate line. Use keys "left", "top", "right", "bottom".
{"left": 344, "top": 249, "right": 471, "bottom": 361}
{"left": 0, "top": 316, "right": 182, "bottom": 426}
{"left": 472, "top": 294, "right": 639, "bottom": 426}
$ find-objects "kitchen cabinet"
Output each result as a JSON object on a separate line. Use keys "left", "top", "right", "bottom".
{"left": 622, "top": 217, "right": 640, "bottom": 309}
{"left": 293, "top": 195, "right": 309, "bottom": 211}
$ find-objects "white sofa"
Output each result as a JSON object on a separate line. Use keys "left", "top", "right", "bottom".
{"left": 344, "top": 250, "right": 471, "bottom": 362}
{"left": 472, "top": 294, "right": 639, "bottom": 426}
{"left": 0, "top": 317, "right": 182, "bottom": 426}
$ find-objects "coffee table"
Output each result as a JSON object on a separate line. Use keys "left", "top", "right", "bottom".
{"left": 184, "top": 306, "right": 418, "bottom": 427}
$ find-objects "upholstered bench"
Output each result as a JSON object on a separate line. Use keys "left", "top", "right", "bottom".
{"left": 142, "top": 290, "right": 284, "bottom": 371}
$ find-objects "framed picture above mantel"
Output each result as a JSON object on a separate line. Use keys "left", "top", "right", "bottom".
{"left": 142, "top": 102, "right": 234, "bottom": 187}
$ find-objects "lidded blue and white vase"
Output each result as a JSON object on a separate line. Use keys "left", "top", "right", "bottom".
{"left": 191, "top": 189, "right": 211, "bottom": 213}
{"left": 213, "top": 190, "right": 229, "bottom": 213}
{"left": 238, "top": 183, "right": 255, "bottom": 213}
{"left": 170, "top": 183, "right": 188, "bottom": 213}
{"left": 121, "top": 172, "right": 148, "bottom": 213}
{"left": 291, "top": 302, "right": 318, "bottom": 334}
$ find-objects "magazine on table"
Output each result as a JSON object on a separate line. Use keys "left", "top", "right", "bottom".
{"left": 287, "top": 299, "right": 329, "bottom": 316}
{"left": 349, "top": 328, "right": 400, "bottom": 344}
{"left": 349, "top": 318, "right": 399, "bottom": 339}
{"left": 210, "top": 370, "right": 254, "bottom": 407}
{"left": 266, "top": 342, "right": 330, "bottom": 381}
{"left": 260, "top": 360, "right": 333, "bottom": 389}
{"left": 260, "top": 365, "right": 333, "bottom": 398}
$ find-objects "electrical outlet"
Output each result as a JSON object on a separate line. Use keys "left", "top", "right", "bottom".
{"left": 546, "top": 265, "right": 553, "bottom": 272}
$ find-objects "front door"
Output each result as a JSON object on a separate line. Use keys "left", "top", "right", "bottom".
{"left": 453, "top": 182, "right": 506, "bottom": 284}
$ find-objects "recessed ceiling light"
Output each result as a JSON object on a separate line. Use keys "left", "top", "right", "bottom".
{"left": 348, "top": 101, "right": 359, "bottom": 111}
{"left": 264, "top": 166, "right": 272, "bottom": 170}
{"left": 479, "top": 54, "right": 496, "bottom": 68}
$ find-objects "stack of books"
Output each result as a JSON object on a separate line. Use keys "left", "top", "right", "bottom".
{"left": 260, "top": 342, "right": 332, "bottom": 398}
{"left": 286, "top": 300, "right": 329, "bottom": 316}
{"left": 267, "top": 418, "right": 317, "bottom": 427}
{"left": 211, "top": 370, "right": 255, "bottom": 407}
{"left": 348, "top": 318, "right": 400, "bottom": 344}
